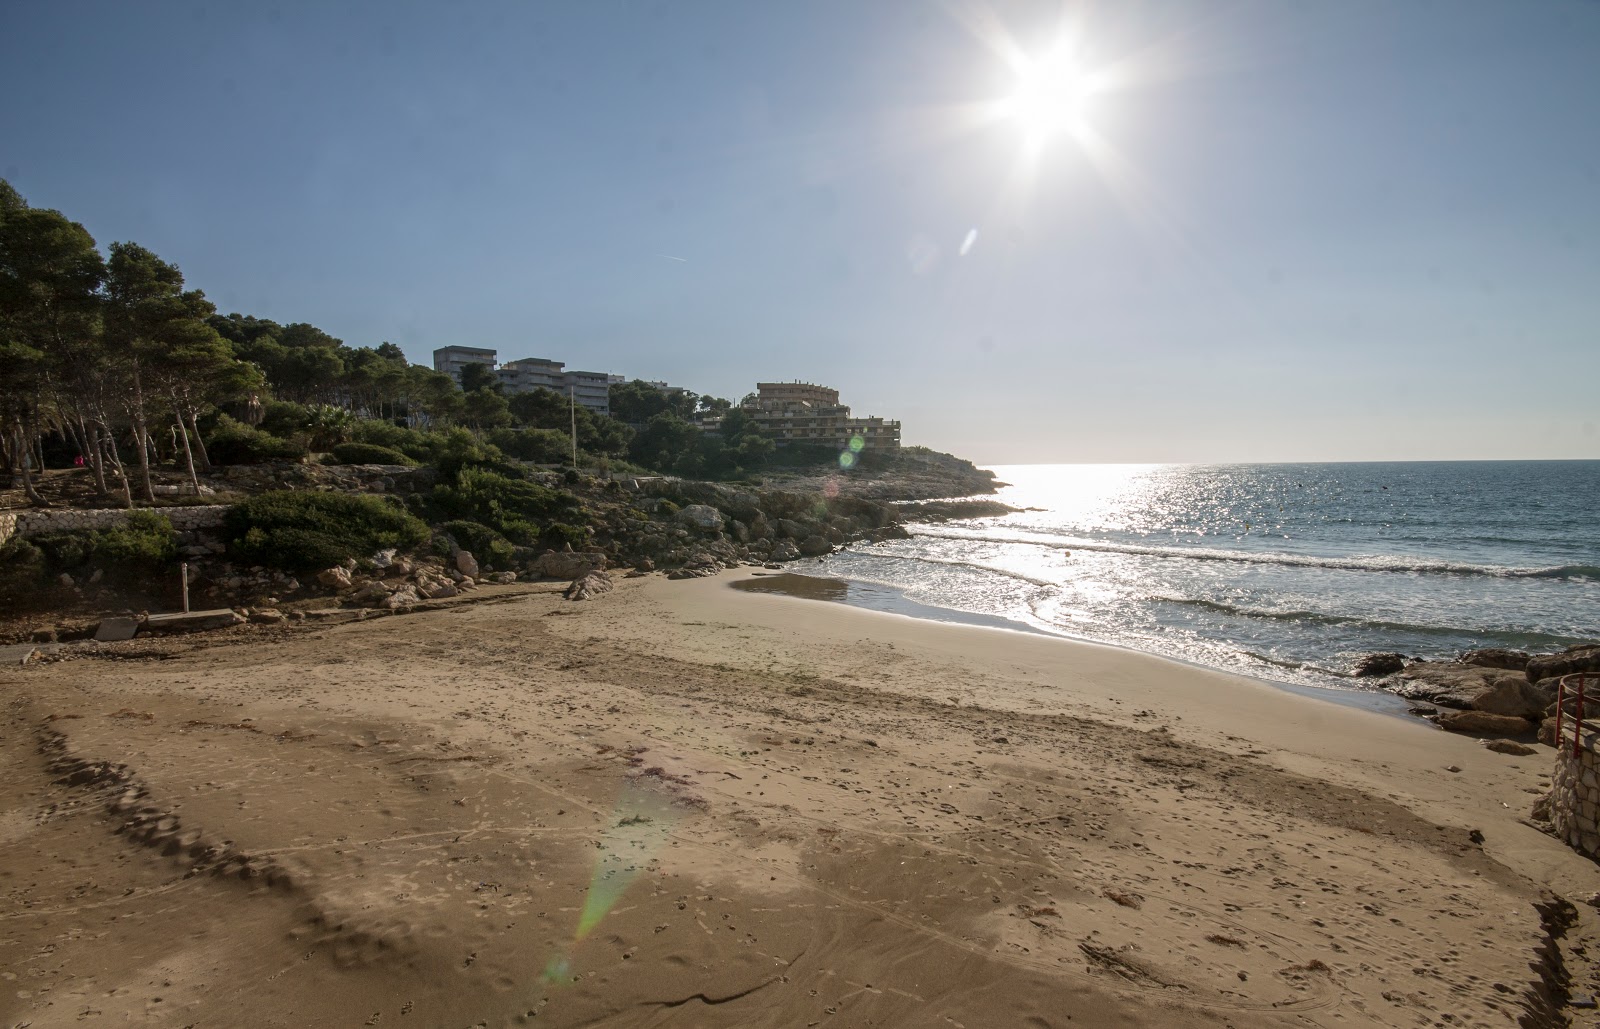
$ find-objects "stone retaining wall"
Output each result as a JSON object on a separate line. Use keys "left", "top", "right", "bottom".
{"left": 1550, "top": 722, "right": 1600, "bottom": 858}
{"left": 0, "top": 505, "right": 230, "bottom": 546}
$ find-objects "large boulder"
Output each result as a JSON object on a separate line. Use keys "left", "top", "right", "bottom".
{"left": 349, "top": 580, "right": 393, "bottom": 606}
{"left": 770, "top": 540, "right": 800, "bottom": 562}
{"left": 1460, "top": 648, "right": 1531, "bottom": 671}
{"left": 1526, "top": 644, "right": 1600, "bottom": 684}
{"left": 775, "top": 518, "right": 811, "bottom": 540}
{"left": 1390, "top": 662, "right": 1525, "bottom": 709}
{"left": 1354, "top": 652, "right": 1407, "bottom": 677}
{"left": 531, "top": 550, "right": 607, "bottom": 579}
{"left": 380, "top": 585, "right": 421, "bottom": 610}
{"left": 564, "top": 571, "right": 612, "bottom": 601}
{"left": 676, "top": 504, "right": 725, "bottom": 531}
{"left": 798, "top": 535, "right": 834, "bottom": 557}
{"left": 1436, "top": 710, "right": 1534, "bottom": 736}
{"left": 1472, "top": 678, "right": 1556, "bottom": 720}
{"left": 455, "top": 550, "right": 480, "bottom": 577}
{"left": 667, "top": 551, "right": 722, "bottom": 580}
{"left": 316, "top": 566, "right": 352, "bottom": 589}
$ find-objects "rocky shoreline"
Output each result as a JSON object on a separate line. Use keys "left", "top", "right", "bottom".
{"left": 1357, "top": 644, "right": 1600, "bottom": 743}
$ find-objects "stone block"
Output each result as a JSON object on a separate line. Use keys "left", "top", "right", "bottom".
{"left": 93, "top": 616, "right": 141, "bottom": 642}
{"left": 142, "top": 609, "right": 244, "bottom": 634}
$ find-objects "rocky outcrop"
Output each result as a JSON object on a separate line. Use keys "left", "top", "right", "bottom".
{"left": 1388, "top": 662, "right": 1525, "bottom": 709}
{"left": 454, "top": 550, "right": 480, "bottom": 577}
{"left": 666, "top": 551, "right": 723, "bottom": 580}
{"left": 1436, "top": 710, "right": 1534, "bottom": 736}
{"left": 564, "top": 571, "right": 612, "bottom": 601}
{"left": 1526, "top": 644, "right": 1600, "bottom": 685}
{"left": 1353, "top": 652, "right": 1407, "bottom": 677}
{"left": 798, "top": 535, "right": 834, "bottom": 557}
{"left": 1460, "top": 648, "right": 1531, "bottom": 671}
{"left": 675, "top": 504, "right": 724, "bottom": 531}
{"left": 531, "top": 550, "right": 607, "bottom": 580}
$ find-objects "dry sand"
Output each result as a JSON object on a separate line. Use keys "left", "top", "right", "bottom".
{"left": 2, "top": 571, "right": 1597, "bottom": 1028}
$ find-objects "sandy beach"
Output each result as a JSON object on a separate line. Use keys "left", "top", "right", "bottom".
{"left": 3, "top": 571, "right": 1596, "bottom": 1028}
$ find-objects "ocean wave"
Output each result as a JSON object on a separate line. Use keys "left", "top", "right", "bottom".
{"left": 1152, "top": 596, "right": 1588, "bottom": 648}
{"left": 838, "top": 548, "right": 1055, "bottom": 588}
{"left": 906, "top": 527, "right": 1600, "bottom": 581}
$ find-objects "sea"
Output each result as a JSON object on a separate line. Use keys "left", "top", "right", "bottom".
{"left": 755, "top": 461, "right": 1600, "bottom": 698}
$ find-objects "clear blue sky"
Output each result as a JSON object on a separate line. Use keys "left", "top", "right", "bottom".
{"left": 4, "top": 1, "right": 1597, "bottom": 462}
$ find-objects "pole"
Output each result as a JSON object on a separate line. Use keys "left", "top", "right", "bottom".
{"left": 180, "top": 561, "right": 190, "bottom": 613}
{"left": 569, "top": 386, "right": 578, "bottom": 470}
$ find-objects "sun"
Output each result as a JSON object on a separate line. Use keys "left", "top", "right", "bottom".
{"left": 997, "top": 42, "right": 1103, "bottom": 147}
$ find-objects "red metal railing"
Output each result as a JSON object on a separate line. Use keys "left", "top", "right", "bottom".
{"left": 1555, "top": 673, "right": 1592, "bottom": 758}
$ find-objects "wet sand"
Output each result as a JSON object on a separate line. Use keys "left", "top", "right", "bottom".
{"left": 2, "top": 572, "right": 1596, "bottom": 1027}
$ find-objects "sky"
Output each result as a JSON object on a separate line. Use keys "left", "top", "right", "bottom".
{"left": 3, "top": 0, "right": 1598, "bottom": 463}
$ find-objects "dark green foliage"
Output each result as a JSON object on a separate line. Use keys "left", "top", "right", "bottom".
{"left": 205, "top": 414, "right": 309, "bottom": 464}
{"left": 28, "top": 510, "right": 178, "bottom": 585}
{"left": 348, "top": 420, "right": 438, "bottom": 462}
{"left": 486, "top": 427, "right": 573, "bottom": 464}
{"left": 459, "top": 363, "right": 499, "bottom": 393}
{"left": 224, "top": 491, "right": 430, "bottom": 570}
{"left": 507, "top": 387, "right": 633, "bottom": 457}
{"left": 0, "top": 538, "right": 47, "bottom": 594}
{"left": 438, "top": 520, "right": 515, "bottom": 570}
{"left": 329, "top": 442, "right": 418, "bottom": 466}
{"left": 427, "top": 467, "right": 585, "bottom": 547}
{"left": 541, "top": 522, "right": 590, "bottom": 550}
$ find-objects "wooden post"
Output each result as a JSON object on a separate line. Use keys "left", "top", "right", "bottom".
{"left": 180, "top": 562, "right": 190, "bottom": 613}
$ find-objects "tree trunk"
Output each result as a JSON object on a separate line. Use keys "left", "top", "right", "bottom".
{"left": 13, "top": 422, "right": 46, "bottom": 507}
{"left": 129, "top": 362, "right": 155, "bottom": 503}
{"left": 82, "top": 416, "right": 109, "bottom": 494}
{"left": 171, "top": 393, "right": 201, "bottom": 496}
{"left": 188, "top": 408, "right": 212, "bottom": 472}
{"left": 90, "top": 404, "right": 135, "bottom": 509}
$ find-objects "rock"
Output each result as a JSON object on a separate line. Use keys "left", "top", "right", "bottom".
{"left": 349, "top": 581, "right": 393, "bottom": 606}
{"left": 484, "top": 571, "right": 517, "bottom": 584}
{"left": 1436, "top": 710, "right": 1534, "bottom": 736}
{"left": 371, "top": 548, "right": 398, "bottom": 569}
{"left": 564, "top": 571, "right": 612, "bottom": 601}
{"left": 143, "top": 609, "right": 246, "bottom": 634}
{"left": 419, "top": 580, "right": 458, "bottom": 600}
{"left": 248, "top": 609, "right": 285, "bottom": 624}
{"left": 770, "top": 540, "right": 800, "bottom": 562}
{"left": 316, "top": 566, "right": 352, "bottom": 589}
{"left": 532, "top": 550, "right": 607, "bottom": 579}
{"left": 1471, "top": 678, "right": 1555, "bottom": 720}
{"left": 634, "top": 558, "right": 655, "bottom": 573}
{"left": 1353, "top": 652, "right": 1407, "bottom": 677}
{"left": 667, "top": 552, "right": 722, "bottom": 580}
{"left": 775, "top": 518, "right": 811, "bottom": 540}
{"left": 1482, "top": 739, "right": 1536, "bottom": 756}
{"left": 58, "top": 572, "right": 75, "bottom": 588}
{"left": 31, "top": 628, "right": 57, "bottom": 643}
{"left": 798, "top": 534, "right": 834, "bottom": 557}
{"left": 380, "top": 585, "right": 421, "bottom": 609}
{"left": 1526, "top": 644, "right": 1600, "bottom": 684}
{"left": 1538, "top": 716, "right": 1559, "bottom": 746}
{"left": 455, "top": 550, "right": 480, "bottom": 577}
{"left": 1390, "top": 662, "right": 1526, "bottom": 709}
{"left": 676, "top": 504, "right": 725, "bottom": 531}
{"left": 93, "top": 616, "right": 141, "bottom": 642}
{"left": 1460, "top": 648, "right": 1531, "bottom": 671}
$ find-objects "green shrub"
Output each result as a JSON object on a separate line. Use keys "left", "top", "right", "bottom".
{"left": 259, "top": 401, "right": 312, "bottom": 437}
{"left": 0, "top": 538, "right": 48, "bottom": 593}
{"left": 429, "top": 468, "right": 581, "bottom": 527}
{"left": 439, "top": 520, "right": 515, "bottom": 570}
{"left": 542, "top": 522, "right": 590, "bottom": 550}
{"left": 206, "top": 414, "right": 308, "bottom": 464}
{"left": 486, "top": 427, "right": 573, "bottom": 464}
{"left": 27, "top": 510, "right": 177, "bottom": 586}
{"left": 329, "top": 442, "right": 418, "bottom": 466}
{"left": 224, "top": 491, "right": 430, "bottom": 570}
{"left": 349, "top": 420, "right": 438, "bottom": 462}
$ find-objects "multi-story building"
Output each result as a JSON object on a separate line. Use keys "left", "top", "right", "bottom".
{"left": 433, "top": 346, "right": 497, "bottom": 385}
{"left": 496, "top": 357, "right": 566, "bottom": 394}
{"left": 746, "top": 381, "right": 901, "bottom": 450}
{"left": 563, "top": 370, "right": 612, "bottom": 418}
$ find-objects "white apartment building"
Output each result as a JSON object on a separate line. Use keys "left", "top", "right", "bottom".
{"left": 432, "top": 346, "right": 498, "bottom": 385}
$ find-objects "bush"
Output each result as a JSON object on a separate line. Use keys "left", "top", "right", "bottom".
{"left": 206, "top": 414, "right": 308, "bottom": 465}
{"left": 329, "top": 442, "right": 418, "bottom": 467}
{"left": 0, "top": 538, "right": 47, "bottom": 594}
{"left": 349, "top": 420, "right": 438, "bottom": 462}
{"left": 27, "top": 510, "right": 178, "bottom": 586}
{"left": 225, "top": 491, "right": 430, "bottom": 570}
{"left": 486, "top": 427, "right": 573, "bottom": 464}
{"left": 542, "top": 522, "right": 590, "bottom": 550}
{"left": 438, "top": 520, "right": 515, "bottom": 570}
